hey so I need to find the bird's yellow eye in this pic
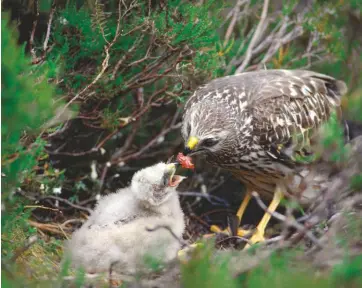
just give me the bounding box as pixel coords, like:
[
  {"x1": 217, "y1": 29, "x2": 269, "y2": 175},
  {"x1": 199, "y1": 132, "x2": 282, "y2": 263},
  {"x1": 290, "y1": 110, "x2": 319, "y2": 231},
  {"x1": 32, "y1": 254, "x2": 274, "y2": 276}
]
[{"x1": 186, "y1": 136, "x2": 199, "y2": 150}]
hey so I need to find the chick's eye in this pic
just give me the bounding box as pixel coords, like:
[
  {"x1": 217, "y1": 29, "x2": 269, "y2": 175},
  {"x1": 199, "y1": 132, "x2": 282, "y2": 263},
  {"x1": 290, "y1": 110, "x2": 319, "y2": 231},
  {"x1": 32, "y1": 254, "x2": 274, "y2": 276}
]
[{"x1": 202, "y1": 138, "x2": 218, "y2": 147}]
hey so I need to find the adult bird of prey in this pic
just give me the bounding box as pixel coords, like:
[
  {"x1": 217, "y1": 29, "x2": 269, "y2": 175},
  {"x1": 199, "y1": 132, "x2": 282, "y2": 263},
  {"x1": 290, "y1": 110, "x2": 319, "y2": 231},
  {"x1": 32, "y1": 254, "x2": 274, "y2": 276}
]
[{"x1": 179, "y1": 69, "x2": 347, "y2": 247}]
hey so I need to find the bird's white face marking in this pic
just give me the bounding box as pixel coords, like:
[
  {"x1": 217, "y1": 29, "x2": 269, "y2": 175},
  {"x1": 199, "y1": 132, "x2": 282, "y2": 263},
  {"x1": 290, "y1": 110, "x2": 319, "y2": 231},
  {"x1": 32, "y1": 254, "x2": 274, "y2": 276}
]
[
  {"x1": 182, "y1": 100, "x2": 252, "y2": 165},
  {"x1": 238, "y1": 98, "x2": 247, "y2": 109}
]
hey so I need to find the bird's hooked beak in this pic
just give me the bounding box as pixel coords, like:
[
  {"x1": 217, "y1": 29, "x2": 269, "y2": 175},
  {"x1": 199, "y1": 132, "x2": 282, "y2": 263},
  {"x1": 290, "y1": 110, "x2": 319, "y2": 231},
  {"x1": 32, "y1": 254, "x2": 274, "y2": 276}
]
[
  {"x1": 163, "y1": 163, "x2": 185, "y2": 187},
  {"x1": 183, "y1": 136, "x2": 199, "y2": 155}
]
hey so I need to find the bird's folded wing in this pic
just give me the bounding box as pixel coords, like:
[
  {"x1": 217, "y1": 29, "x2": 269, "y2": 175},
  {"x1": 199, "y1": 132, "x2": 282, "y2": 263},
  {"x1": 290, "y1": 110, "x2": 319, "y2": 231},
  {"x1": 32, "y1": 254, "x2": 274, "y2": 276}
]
[{"x1": 249, "y1": 72, "x2": 346, "y2": 164}]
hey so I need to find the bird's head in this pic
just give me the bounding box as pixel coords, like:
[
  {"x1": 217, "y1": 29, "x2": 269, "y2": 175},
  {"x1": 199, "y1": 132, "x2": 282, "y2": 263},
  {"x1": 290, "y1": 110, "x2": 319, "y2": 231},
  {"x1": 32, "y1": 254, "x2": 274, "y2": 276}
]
[
  {"x1": 131, "y1": 162, "x2": 186, "y2": 206},
  {"x1": 181, "y1": 101, "x2": 241, "y2": 162}
]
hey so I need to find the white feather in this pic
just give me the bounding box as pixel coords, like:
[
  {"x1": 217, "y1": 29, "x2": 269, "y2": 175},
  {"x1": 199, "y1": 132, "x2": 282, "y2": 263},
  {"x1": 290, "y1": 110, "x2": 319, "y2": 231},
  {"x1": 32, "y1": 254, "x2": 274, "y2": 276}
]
[{"x1": 64, "y1": 162, "x2": 185, "y2": 275}]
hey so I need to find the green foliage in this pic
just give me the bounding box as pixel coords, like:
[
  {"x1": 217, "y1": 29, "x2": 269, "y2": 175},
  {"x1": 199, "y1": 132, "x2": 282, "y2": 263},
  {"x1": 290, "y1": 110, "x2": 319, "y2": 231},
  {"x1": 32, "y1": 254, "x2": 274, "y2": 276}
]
[
  {"x1": 1, "y1": 199, "x2": 63, "y2": 287},
  {"x1": 246, "y1": 252, "x2": 331, "y2": 288},
  {"x1": 1, "y1": 11, "x2": 65, "y2": 288},
  {"x1": 332, "y1": 255, "x2": 362, "y2": 286},
  {"x1": 50, "y1": 0, "x2": 222, "y2": 99},
  {"x1": 1, "y1": 13, "x2": 58, "y2": 195},
  {"x1": 320, "y1": 112, "x2": 349, "y2": 163},
  {"x1": 181, "y1": 240, "x2": 238, "y2": 288},
  {"x1": 181, "y1": 243, "x2": 362, "y2": 288},
  {"x1": 1, "y1": 0, "x2": 362, "y2": 287}
]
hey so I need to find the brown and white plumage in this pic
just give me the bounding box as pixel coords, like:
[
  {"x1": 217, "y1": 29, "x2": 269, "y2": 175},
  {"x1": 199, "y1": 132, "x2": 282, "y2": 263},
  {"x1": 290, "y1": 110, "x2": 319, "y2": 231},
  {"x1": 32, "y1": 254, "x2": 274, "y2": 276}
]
[{"x1": 181, "y1": 69, "x2": 348, "y2": 202}]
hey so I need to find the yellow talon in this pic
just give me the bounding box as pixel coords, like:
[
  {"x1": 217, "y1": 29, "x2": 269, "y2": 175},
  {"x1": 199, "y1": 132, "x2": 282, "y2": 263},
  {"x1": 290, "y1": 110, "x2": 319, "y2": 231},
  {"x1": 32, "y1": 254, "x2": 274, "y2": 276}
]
[
  {"x1": 204, "y1": 190, "x2": 253, "y2": 239},
  {"x1": 244, "y1": 185, "x2": 284, "y2": 249}
]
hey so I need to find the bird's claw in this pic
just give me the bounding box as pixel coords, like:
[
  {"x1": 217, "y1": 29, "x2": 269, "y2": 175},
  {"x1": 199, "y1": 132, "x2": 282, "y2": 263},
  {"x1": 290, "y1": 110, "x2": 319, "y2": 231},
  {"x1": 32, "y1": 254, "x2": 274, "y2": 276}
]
[{"x1": 244, "y1": 228, "x2": 265, "y2": 249}]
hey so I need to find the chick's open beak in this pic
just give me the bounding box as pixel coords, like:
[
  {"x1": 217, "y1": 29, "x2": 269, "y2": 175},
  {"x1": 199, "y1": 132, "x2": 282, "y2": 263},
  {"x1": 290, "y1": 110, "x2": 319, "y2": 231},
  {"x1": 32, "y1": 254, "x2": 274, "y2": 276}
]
[
  {"x1": 183, "y1": 136, "x2": 199, "y2": 155},
  {"x1": 163, "y1": 163, "x2": 185, "y2": 187}
]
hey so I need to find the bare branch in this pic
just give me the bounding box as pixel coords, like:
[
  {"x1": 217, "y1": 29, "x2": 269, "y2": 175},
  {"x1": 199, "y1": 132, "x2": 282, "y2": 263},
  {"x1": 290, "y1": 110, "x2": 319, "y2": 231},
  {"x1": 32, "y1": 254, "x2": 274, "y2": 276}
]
[
  {"x1": 54, "y1": 0, "x2": 124, "y2": 120},
  {"x1": 43, "y1": 0, "x2": 56, "y2": 52},
  {"x1": 40, "y1": 195, "x2": 93, "y2": 214},
  {"x1": 111, "y1": 34, "x2": 145, "y2": 79},
  {"x1": 235, "y1": 0, "x2": 270, "y2": 73},
  {"x1": 224, "y1": 0, "x2": 247, "y2": 43},
  {"x1": 251, "y1": 192, "x2": 323, "y2": 248},
  {"x1": 178, "y1": 191, "x2": 230, "y2": 206},
  {"x1": 111, "y1": 121, "x2": 181, "y2": 164},
  {"x1": 29, "y1": 0, "x2": 40, "y2": 61}
]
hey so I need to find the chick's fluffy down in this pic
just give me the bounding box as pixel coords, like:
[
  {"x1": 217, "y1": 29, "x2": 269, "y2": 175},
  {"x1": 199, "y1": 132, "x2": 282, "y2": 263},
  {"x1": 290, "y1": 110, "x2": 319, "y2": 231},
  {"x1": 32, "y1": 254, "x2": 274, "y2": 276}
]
[{"x1": 63, "y1": 163, "x2": 185, "y2": 275}]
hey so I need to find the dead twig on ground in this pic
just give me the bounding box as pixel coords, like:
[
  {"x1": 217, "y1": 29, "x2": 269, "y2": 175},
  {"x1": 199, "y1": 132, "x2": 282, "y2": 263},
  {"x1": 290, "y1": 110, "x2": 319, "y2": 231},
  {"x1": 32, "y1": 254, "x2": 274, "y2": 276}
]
[
  {"x1": 24, "y1": 205, "x2": 62, "y2": 213},
  {"x1": 146, "y1": 225, "x2": 187, "y2": 246},
  {"x1": 28, "y1": 220, "x2": 71, "y2": 238},
  {"x1": 40, "y1": 195, "x2": 93, "y2": 214},
  {"x1": 10, "y1": 235, "x2": 39, "y2": 262},
  {"x1": 251, "y1": 192, "x2": 323, "y2": 248}
]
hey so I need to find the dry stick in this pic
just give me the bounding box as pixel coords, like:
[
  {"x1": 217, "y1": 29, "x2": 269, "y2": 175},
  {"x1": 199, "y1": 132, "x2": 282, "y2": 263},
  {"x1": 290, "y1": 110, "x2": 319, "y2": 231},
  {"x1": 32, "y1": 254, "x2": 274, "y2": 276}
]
[
  {"x1": 43, "y1": 0, "x2": 56, "y2": 52},
  {"x1": 259, "y1": 26, "x2": 304, "y2": 68},
  {"x1": 48, "y1": 86, "x2": 168, "y2": 159},
  {"x1": 28, "y1": 220, "x2": 70, "y2": 237},
  {"x1": 225, "y1": 12, "x2": 283, "y2": 74},
  {"x1": 60, "y1": 218, "x2": 84, "y2": 228},
  {"x1": 58, "y1": 224, "x2": 70, "y2": 240},
  {"x1": 111, "y1": 34, "x2": 145, "y2": 79},
  {"x1": 178, "y1": 192, "x2": 230, "y2": 207},
  {"x1": 24, "y1": 205, "x2": 61, "y2": 213},
  {"x1": 40, "y1": 195, "x2": 93, "y2": 214},
  {"x1": 235, "y1": 0, "x2": 270, "y2": 74},
  {"x1": 98, "y1": 86, "x2": 144, "y2": 192},
  {"x1": 112, "y1": 122, "x2": 182, "y2": 163},
  {"x1": 251, "y1": 192, "x2": 323, "y2": 248},
  {"x1": 146, "y1": 225, "x2": 187, "y2": 246},
  {"x1": 111, "y1": 105, "x2": 181, "y2": 163},
  {"x1": 10, "y1": 236, "x2": 38, "y2": 262},
  {"x1": 29, "y1": 0, "x2": 39, "y2": 61},
  {"x1": 224, "y1": 0, "x2": 247, "y2": 43},
  {"x1": 109, "y1": 87, "x2": 148, "y2": 160}
]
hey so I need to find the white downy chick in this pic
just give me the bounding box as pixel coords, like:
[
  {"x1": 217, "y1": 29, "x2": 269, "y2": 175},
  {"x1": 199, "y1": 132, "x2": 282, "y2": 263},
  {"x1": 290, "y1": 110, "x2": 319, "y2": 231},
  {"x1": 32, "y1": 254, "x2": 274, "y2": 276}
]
[{"x1": 64, "y1": 162, "x2": 186, "y2": 275}]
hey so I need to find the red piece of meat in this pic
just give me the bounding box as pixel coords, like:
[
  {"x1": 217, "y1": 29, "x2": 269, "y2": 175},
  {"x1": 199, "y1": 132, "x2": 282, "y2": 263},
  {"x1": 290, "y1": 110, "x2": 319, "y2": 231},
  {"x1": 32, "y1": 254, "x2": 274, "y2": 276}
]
[{"x1": 177, "y1": 152, "x2": 195, "y2": 169}]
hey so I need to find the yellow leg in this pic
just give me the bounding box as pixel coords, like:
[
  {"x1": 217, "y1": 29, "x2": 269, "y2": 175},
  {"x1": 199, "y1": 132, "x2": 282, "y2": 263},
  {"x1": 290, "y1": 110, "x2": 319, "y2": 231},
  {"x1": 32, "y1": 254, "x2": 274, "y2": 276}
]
[
  {"x1": 244, "y1": 186, "x2": 284, "y2": 249},
  {"x1": 236, "y1": 191, "x2": 251, "y2": 222},
  {"x1": 206, "y1": 190, "x2": 252, "y2": 238}
]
